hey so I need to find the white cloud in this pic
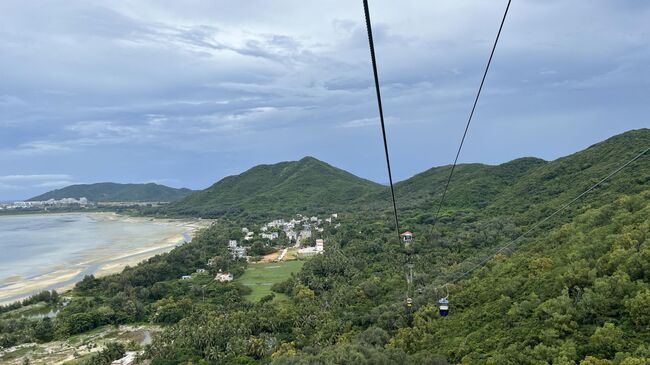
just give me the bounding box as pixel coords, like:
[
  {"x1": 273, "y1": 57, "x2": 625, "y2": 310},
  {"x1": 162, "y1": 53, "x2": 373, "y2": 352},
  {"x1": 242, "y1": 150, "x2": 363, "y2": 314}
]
[{"x1": 0, "y1": 174, "x2": 73, "y2": 183}]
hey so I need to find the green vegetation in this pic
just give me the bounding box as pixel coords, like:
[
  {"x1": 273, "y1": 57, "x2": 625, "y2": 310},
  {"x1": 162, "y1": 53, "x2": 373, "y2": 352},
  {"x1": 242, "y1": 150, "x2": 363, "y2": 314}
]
[
  {"x1": 29, "y1": 182, "x2": 194, "y2": 202},
  {"x1": 2, "y1": 129, "x2": 649, "y2": 364},
  {"x1": 159, "y1": 156, "x2": 385, "y2": 219},
  {"x1": 238, "y1": 261, "x2": 305, "y2": 302}
]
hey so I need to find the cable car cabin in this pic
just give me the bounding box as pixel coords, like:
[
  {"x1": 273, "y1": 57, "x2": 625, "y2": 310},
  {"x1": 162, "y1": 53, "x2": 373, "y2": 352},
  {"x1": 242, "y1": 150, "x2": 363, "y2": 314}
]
[
  {"x1": 406, "y1": 297, "x2": 413, "y2": 308},
  {"x1": 438, "y1": 298, "x2": 449, "y2": 317}
]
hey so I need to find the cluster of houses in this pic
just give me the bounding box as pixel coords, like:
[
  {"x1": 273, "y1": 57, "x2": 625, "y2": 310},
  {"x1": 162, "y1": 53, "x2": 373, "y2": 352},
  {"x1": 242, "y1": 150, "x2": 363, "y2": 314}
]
[
  {"x1": 241, "y1": 213, "x2": 339, "y2": 245},
  {"x1": 179, "y1": 213, "x2": 340, "y2": 284},
  {"x1": 0, "y1": 197, "x2": 89, "y2": 210}
]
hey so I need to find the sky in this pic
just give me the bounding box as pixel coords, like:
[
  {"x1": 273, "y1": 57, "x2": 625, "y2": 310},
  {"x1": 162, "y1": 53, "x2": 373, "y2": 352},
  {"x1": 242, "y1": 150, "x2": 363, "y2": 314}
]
[{"x1": 1, "y1": 0, "x2": 649, "y2": 200}]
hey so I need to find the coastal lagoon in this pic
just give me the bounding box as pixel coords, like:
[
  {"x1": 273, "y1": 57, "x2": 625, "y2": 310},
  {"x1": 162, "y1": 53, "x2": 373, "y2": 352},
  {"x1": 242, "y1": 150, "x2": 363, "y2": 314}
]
[{"x1": 0, "y1": 213, "x2": 202, "y2": 304}]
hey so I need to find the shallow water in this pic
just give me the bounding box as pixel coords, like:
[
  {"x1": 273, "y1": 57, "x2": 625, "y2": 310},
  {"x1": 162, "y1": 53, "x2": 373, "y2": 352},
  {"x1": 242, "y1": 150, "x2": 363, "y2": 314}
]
[{"x1": 0, "y1": 213, "x2": 189, "y2": 300}]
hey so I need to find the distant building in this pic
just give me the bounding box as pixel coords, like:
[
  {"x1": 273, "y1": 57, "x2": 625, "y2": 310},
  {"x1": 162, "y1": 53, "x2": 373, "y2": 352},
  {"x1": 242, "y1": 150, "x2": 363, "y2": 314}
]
[
  {"x1": 111, "y1": 351, "x2": 139, "y2": 365},
  {"x1": 181, "y1": 275, "x2": 192, "y2": 280},
  {"x1": 286, "y1": 230, "x2": 298, "y2": 241},
  {"x1": 242, "y1": 227, "x2": 249, "y2": 233},
  {"x1": 298, "y1": 229, "x2": 312, "y2": 243},
  {"x1": 261, "y1": 232, "x2": 278, "y2": 240},
  {"x1": 215, "y1": 271, "x2": 234, "y2": 282},
  {"x1": 310, "y1": 216, "x2": 318, "y2": 222},
  {"x1": 331, "y1": 213, "x2": 338, "y2": 219},
  {"x1": 315, "y1": 239, "x2": 324, "y2": 253},
  {"x1": 228, "y1": 240, "x2": 238, "y2": 249},
  {"x1": 196, "y1": 269, "x2": 206, "y2": 273},
  {"x1": 232, "y1": 246, "x2": 247, "y2": 259},
  {"x1": 298, "y1": 247, "x2": 318, "y2": 256}
]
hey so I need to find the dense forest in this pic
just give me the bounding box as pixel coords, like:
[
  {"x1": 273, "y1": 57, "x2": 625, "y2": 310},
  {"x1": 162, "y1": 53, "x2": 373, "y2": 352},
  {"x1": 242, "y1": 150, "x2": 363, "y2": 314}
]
[{"x1": 1, "y1": 129, "x2": 649, "y2": 364}]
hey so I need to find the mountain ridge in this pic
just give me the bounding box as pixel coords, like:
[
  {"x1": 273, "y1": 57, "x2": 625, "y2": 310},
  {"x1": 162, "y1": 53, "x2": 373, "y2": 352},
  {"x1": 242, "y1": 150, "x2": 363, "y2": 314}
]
[
  {"x1": 28, "y1": 182, "x2": 194, "y2": 202},
  {"x1": 162, "y1": 129, "x2": 649, "y2": 220}
]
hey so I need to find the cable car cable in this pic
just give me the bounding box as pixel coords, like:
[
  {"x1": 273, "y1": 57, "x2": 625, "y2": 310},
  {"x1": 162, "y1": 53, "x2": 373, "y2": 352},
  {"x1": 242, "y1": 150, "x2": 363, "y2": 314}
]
[
  {"x1": 445, "y1": 145, "x2": 650, "y2": 285},
  {"x1": 363, "y1": 0, "x2": 401, "y2": 245},
  {"x1": 363, "y1": 0, "x2": 417, "y2": 310},
  {"x1": 431, "y1": 0, "x2": 512, "y2": 231}
]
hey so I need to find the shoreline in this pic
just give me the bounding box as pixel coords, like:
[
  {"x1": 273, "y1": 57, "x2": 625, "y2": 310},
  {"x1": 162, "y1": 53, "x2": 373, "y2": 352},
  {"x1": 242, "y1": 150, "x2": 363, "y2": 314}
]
[{"x1": 0, "y1": 213, "x2": 211, "y2": 305}]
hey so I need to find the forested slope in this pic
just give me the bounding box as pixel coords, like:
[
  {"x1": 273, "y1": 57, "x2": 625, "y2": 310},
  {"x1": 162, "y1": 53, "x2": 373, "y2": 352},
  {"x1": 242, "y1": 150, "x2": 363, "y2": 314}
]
[
  {"x1": 161, "y1": 156, "x2": 384, "y2": 218},
  {"x1": 2, "y1": 129, "x2": 649, "y2": 364},
  {"x1": 29, "y1": 182, "x2": 194, "y2": 202}
]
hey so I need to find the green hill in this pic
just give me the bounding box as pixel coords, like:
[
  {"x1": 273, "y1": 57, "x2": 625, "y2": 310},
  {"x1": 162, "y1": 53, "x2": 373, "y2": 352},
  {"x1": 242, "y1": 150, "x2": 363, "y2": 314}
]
[
  {"x1": 4, "y1": 129, "x2": 650, "y2": 364},
  {"x1": 163, "y1": 156, "x2": 385, "y2": 218},
  {"x1": 28, "y1": 182, "x2": 194, "y2": 202}
]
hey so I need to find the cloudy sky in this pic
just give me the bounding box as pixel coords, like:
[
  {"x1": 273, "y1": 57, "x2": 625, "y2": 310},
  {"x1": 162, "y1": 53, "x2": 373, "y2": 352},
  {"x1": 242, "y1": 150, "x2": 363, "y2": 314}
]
[{"x1": 1, "y1": 0, "x2": 648, "y2": 200}]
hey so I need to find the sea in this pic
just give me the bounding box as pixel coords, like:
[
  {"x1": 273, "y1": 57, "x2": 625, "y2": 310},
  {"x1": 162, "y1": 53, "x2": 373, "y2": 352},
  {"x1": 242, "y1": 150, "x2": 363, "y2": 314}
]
[{"x1": 0, "y1": 213, "x2": 190, "y2": 303}]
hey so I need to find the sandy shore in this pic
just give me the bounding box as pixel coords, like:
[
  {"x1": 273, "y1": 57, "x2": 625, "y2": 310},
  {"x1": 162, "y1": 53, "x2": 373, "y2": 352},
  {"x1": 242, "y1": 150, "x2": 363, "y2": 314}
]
[{"x1": 0, "y1": 214, "x2": 212, "y2": 305}]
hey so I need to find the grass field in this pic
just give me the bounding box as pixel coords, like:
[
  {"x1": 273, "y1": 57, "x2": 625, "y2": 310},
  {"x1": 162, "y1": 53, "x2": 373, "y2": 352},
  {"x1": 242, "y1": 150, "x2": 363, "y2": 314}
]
[{"x1": 237, "y1": 260, "x2": 304, "y2": 302}]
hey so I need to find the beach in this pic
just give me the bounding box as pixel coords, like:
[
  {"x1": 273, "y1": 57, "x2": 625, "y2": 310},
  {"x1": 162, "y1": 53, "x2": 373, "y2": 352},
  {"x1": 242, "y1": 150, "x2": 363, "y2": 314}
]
[{"x1": 0, "y1": 213, "x2": 210, "y2": 304}]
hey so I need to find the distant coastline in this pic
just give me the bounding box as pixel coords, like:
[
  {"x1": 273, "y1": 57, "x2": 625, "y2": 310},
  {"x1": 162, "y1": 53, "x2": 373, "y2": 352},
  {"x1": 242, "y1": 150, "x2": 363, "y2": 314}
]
[{"x1": 0, "y1": 212, "x2": 211, "y2": 305}]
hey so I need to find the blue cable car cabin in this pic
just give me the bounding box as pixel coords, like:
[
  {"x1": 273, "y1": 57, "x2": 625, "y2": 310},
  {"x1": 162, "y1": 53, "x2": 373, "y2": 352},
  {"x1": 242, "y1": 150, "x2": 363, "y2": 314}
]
[{"x1": 438, "y1": 298, "x2": 449, "y2": 317}]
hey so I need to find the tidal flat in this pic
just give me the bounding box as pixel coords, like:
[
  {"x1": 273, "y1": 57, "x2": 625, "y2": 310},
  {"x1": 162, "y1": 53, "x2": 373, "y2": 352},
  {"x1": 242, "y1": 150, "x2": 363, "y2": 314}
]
[{"x1": 0, "y1": 212, "x2": 209, "y2": 304}]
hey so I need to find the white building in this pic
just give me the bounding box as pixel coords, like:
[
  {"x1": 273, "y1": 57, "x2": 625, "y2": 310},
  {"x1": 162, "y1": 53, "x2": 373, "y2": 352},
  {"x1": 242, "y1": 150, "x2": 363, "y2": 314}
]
[
  {"x1": 299, "y1": 229, "x2": 312, "y2": 240},
  {"x1": 286, "y1": 230, "x2": 298, "y2": 241},
  {"x1": 215, "y1": 271, "x2": 234, "y2": 282},
  {"x1": 111, "y1": 351, "x2": 139, "y2": 365},
  {"x1": 181, "y1": 275, "x2": 192, "y2": 280},
  {"x1": 228, "y1": 240, "x2": 238, "y2": 249},
  {"x1": 196, "y1": 269, "x2": 206, "y2": 273},
  {"x1": 232, "y1": 246, "x2": 247, "y2": 259},
  {"x1": 261, "y1": 232, "x2": 278, "y2": 240}
]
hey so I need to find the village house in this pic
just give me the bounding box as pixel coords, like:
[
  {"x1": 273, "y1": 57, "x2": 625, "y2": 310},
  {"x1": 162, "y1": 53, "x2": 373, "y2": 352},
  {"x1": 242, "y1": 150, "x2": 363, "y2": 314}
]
[
  {"x1": 111, "y1": 351, "x2": 140, "y2": 365},
  {"x1": 181, "y1": 275, "x2": 192, "y2": 280},
  {"x1": 286, "y1": 230, "x2": 298, "y2": 241},
  {"x1": 215, "y1": 271, "x2": 234, "y2": 282},
  {"x1": 232, "y1": 246, "x2": 247, "y2": 259},
  {"x1": 242, "y1": 227, "x2": 249, "y2": 233},
  {"x1": 298, "y1": 229, "x2": 312, "y2": 243},
  {"x1": 196, "y1": 269, "x2": 206, "y2": 274},
  {"x1": 261, "y1": 232, "x2": 279, "y2": 240},
  {"x1": 228, "y1": 240, "x2": 238, "y2": 249},
  {"x1": 298, "y1": 239, "x2": 324, "y2": 256}
]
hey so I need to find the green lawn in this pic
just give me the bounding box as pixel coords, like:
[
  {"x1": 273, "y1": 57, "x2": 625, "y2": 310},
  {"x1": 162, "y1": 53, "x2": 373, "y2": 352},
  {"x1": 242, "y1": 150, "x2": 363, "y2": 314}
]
[{"x1": 237, "y1": 260, "x2": 304, "y2": 302}]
